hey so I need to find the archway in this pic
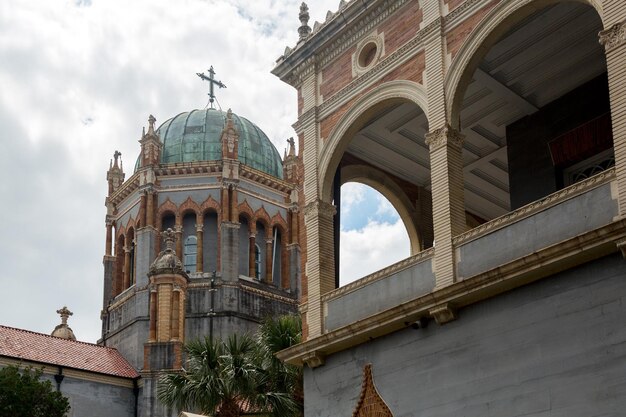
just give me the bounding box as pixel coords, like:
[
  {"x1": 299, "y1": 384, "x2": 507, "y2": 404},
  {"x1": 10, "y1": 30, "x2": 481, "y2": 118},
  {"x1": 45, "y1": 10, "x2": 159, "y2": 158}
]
[
  {"x1": 320, "y1": 87, "x2": 432, "y2": 288},
  {"x1": 448, "y1": 1, "x2": 611, "y2": 226}
]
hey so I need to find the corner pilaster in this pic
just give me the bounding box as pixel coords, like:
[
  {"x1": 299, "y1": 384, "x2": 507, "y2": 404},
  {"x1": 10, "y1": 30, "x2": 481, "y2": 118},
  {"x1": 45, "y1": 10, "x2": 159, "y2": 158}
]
[{"x1": 303, "y1": 199, "x2": 336, "y2": 338}]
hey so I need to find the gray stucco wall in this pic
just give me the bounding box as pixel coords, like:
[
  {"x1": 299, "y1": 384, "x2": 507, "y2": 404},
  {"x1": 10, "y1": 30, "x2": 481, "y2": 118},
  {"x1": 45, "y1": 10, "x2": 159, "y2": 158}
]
[
  {"x1": 325, "y1": 257, "x2": 435, "y2": 331},
  {"x1": 305, "y1": 254, "x2": 626, "y2": 417},
  {"x1": 43, "y1": 374, "x2": 136, "y2": 417},
  {"x1": 457, "y1": 182, "x2": 617, "y2": 279}
]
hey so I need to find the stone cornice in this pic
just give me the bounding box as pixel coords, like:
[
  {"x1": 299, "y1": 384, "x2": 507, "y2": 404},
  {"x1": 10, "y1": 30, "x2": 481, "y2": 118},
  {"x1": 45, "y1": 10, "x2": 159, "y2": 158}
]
[
  {"x1": 442, "y1": 0, "x2": 485, "y2": 32},
  {"x1": 277, "y1": 219, "x2": 626, "y2": 366},
  {"x1": 155, "y1": 161, "x2": 222, "y2": 176},
  {"x1": 322, "y1": 248, "x2": 434, "y2": 302},
  {"x1": 454, "y1": 168, "x2": 616, "y2": 245},
  {"x1": 239, "y1": 165, "x2": 293, "y2": 193},
  {"x1": 599, "y1": 21, "x2": 626, "y2": 52},
  {"x1": 109, "y1": 172, "x2": 140, "y2": 206},
  {"x1": 273, "y1": 0, "x2": 409, "y2": 86}
]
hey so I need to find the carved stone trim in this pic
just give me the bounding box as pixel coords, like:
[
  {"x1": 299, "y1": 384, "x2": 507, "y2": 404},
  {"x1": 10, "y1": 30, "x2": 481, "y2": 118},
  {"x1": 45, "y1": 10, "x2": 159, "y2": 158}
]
[
  {"x1": 429, "y1": 303, "x2": 458, "y2": 325},
  {"x1": 453, "y1": 168, "x2": 616, "y2": 246},
  {"x1": 352, "y1": 364, "x2": 393, "y2": 417},
  {"x1": 302, "y1": 351, "x2": 325, "y2": 368},
  {"x1": 303, "y1": 199, "x2": 336, "y2": 220},
  {"x1": 424, "y1": 125, "x2": 464, "y2": 152},
  {"x1": 352, "y1": 31, "x2": 385, "y2": 76},
  {"x1": 443, "y1": 0, "x2": 485, "y2": 31},
  {"x1": 323, "y1": 248, "x2": 434, "y2": 302},
  {"x1": 599, "y1": 21, "x2": 626, "y2": 51}
]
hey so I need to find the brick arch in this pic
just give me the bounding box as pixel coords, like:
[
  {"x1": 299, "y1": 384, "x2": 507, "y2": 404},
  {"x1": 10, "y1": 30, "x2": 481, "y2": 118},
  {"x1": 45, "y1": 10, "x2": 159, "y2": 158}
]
[
  {"x1": 319, "y1": 80, "x2": 429, "y2": 202},
  {"x1": 445, "y1": 0, "x2": 604, "y2": 128},
  {"x1": 254, "y1": 207, "x2": 272, "y2": 237},
  {"x1": 156, "y1": 198, "x2": 178, "y2": 230},
  {"x1": 116, "y1": 225, "x2": 127, "y2": 240},
  {"x1": 200, "y1": 195, "x2": 221, "y2": 217},
  {"x1": 125, "y1": 217, "x2": 137, "y2": 237},
  {"x1": 179, "y1": 196, "x2": 201, "y2": 220},
  {"x1": 270, "y1": 212, "x2": 288, "y2": 234},
  {"x1": 238, "y1": 200, "x2": 254, "y2": 223}
]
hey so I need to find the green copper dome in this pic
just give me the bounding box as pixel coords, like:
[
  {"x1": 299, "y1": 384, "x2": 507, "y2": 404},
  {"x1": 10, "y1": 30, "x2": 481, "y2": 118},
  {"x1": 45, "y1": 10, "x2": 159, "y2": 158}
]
[{"x1": 140, "y1": 109, "x2": 283, "y2": 178}]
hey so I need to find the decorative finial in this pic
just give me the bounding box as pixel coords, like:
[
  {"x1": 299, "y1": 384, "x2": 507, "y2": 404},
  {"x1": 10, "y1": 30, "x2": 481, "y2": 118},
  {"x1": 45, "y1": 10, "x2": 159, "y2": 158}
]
[
  {"x1": 113, "y1": 150, "x2": 122, "y2": 168},
  {"x1": 299, "y1": 3, "x2": 312, "y2": 40},
  {"x1": 56, "y1": 306, "x2": 73, "y2": 326},
  {"x1": 197, "y1": 66, "x2": 226, "y2": 109},
  {"x1": 287, "y1": 137, "x2": 296, "y2": 157},
  {"x1": 162, "y1": 228, "x2": 176, "y2": 251},
  {"x1": 148, "y1": 115, "x2": 156, "y2": 135}
]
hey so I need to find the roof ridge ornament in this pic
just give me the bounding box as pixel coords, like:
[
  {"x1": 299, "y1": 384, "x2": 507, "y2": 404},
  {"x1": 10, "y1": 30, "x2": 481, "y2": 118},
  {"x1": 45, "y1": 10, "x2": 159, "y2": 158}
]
[
  {"x1": 197, "y1": 66, "x2": 226, "y2": 109},
  {"x1": 298, "y1": 3, "x2": 312, "y2": 41}
]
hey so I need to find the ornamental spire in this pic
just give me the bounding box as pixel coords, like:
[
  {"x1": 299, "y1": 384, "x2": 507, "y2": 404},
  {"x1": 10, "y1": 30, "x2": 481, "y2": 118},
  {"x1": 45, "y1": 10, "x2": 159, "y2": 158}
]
[
  {"x1": 298, "y1": 3, "x2": 312, "y2": 40},
  {"x1": 197, "y1": 66, "x2": 226, "y2": 109}
]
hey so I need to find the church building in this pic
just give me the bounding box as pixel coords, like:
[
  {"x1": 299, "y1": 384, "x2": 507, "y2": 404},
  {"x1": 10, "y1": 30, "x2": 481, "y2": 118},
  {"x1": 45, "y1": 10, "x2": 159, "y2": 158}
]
[
  {"x1": 272, "y1": 0, "x2": 626, "y2": 416},
  {"x1": 100, "y1": 88, "x2": 300, "y2": 415}
]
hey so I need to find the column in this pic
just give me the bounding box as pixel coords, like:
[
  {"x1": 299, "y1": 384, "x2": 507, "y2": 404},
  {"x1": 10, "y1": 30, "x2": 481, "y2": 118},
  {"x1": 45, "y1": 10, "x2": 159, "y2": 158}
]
[
  {"x1": 249, "y1": 233, "x2": 256, "y2": 278},
  {"x1": 123, "y1": 247, "x2": 131, "y2": 290},
  {"x1": 175, "y1": 224, "x2": 183, "y2": 259},
  {"x1": 146, "y1": 190, "x2": 155, "y2": 227},
  {"x1": 423, "y1": 5, "x2": 466, "y2": 290},
  {"x1": 265, "y1": 237, "x2": 273, "y2": 284},
  {"x1": 196, "y1": 224, "x2": 204, "y2": 273},
  {"x1": 149, "y1": 287, "x2": 157, "y2": 341},
  {"x1": 426, "y1": 126, "x2": 465, "y2": 289},
  {"x1": 171, "y1": 288, "x2": 180, "y2": 340},
  {"x1": 600, "y1": 17, "x2": 626, "y2": 214},
  {"x1": 303, "y1": 200, "x2": 336, "y2": 337},
  {"x1": 105, "y1": 221, "x2": 113, "y2": 256},
  {"x1": 230, "y1": 186, "x2": 239, "y2": 222}
]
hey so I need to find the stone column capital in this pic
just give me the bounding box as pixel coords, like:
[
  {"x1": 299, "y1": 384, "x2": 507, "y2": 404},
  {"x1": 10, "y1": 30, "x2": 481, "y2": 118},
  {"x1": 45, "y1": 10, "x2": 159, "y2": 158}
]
[
  {"x1": 599, "y1": 21, "x2": 626, "y2": 52},
  {"x1": 303, "y1": 199, "x2": 336, "y2": 221},
  {"x1": 174, "y1": 225, "x2": 183, "y2": 234},
  {"x1": 196, "y1": 224, "x2": 204, "y2": 233},
  {"x1": 425, "y1": 125, "x2": 464, "y2": 152}
]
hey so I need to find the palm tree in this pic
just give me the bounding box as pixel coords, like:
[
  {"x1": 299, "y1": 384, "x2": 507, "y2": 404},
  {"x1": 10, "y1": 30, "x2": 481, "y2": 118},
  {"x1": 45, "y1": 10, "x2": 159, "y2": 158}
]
[{"x1": 157, "y1": 315, "x2": 302, "y2": 417}]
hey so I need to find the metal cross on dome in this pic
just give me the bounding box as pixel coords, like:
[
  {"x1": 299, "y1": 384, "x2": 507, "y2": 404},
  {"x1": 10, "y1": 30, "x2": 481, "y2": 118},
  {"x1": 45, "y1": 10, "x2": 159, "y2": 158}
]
[{"x1": 197, "y1": 66, "x2": 226, "y2": 109}]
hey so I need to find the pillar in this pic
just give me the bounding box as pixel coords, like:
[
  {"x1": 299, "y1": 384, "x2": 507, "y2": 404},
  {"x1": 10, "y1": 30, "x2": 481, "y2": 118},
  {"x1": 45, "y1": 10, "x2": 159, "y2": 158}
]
[
  {"x1": 600, "y1": 16, "x2": 626, "y2": 214},
  {"x1": 230, "y1": 186, "x2": 239, "y2": 222},
  {"x1": 105, "y1": 221, "x2": 113, "y2": 256},
  {"x1": 249, "y1": 233, "x2": 256, "y2": 278},
  {"x1": 196, "y1": 224, "x2": 204, "y2": 273},
  {"x1": 149, "y1": 287, "x2": 157, "y2": 341},
  {"x1": 265, "y1": 237, "x2": 273, "y2": 284},
  {"x1": 123, "y1": 247, "x2": 131, "y2": 290},
  {"x1": 171, "y1": 288, "x2": 180, "y2": 340},
  {"x1": 175, "y1": 225, "x2": 183, "y2": 259},
  {"x1": 146, "y1": 190, "x2": 155, "y2": 227},
  {"x1": 426, "y1": 127, "x2": 465, "y2": 288},
  {"x1": 303, "y1": 200, "x2": 336, "y2": 337},
  {"x1": 422, "y1": 4, "x2": 465, "y2": 290}
]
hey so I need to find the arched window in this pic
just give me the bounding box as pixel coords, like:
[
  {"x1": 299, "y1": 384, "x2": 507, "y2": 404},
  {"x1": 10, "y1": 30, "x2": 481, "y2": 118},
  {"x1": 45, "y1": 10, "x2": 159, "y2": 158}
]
[
  {"x1": 184, "y1": 235, "x2": 197, "y2": 273},
  {"x1": 254, "y1": 244, "x2": 261, "y2": 280}
]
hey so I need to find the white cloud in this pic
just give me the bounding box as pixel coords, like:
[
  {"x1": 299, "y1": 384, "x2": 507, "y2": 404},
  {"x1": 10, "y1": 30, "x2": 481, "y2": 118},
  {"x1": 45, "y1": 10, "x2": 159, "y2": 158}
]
[
  {"x1": 339, "y1": 219, "x2": 410, "y2": 286},
  {"x1": 340, "y1": 182, "x2": 366, "y2": 215},
  {"x1": 0, "y1": 0, "x2": 338, "y2": 343}
]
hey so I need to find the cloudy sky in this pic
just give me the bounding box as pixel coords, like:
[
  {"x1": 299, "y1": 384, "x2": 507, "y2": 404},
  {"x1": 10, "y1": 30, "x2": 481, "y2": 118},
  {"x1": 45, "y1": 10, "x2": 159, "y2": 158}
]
[{"x1": 0, "y1": 0, "x2": 409, "y2": 343}]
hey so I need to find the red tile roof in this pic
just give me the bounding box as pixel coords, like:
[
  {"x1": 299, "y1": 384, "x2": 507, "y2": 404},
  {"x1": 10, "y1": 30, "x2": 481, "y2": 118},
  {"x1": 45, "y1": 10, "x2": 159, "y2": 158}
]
[{"x1": 0, "y1": 325, "x2": 139, "y2": 379}]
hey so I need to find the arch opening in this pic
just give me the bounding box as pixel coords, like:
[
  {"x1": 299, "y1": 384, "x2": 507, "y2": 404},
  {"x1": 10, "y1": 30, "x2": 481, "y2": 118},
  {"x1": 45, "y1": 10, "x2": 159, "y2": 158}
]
[
  {"x1": 323, "y1": 97, "x2": 433, "y2": 289},
  {"x1": 452, "y1": 2, "x2": 612, "y2": 229}
]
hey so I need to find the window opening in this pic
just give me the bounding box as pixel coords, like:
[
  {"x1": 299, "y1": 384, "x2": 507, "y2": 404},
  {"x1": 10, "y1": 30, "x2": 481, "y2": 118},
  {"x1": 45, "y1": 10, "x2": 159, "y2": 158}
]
[{"x1": 184, "y1": 235, "x2": 198, "y2": 273}]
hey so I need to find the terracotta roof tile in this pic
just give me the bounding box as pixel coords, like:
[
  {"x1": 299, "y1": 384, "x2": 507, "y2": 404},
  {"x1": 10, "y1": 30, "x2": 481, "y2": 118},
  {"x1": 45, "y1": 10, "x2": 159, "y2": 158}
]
[{"x1": 0, "y1": 325, "x2": 139, "y2": 379}]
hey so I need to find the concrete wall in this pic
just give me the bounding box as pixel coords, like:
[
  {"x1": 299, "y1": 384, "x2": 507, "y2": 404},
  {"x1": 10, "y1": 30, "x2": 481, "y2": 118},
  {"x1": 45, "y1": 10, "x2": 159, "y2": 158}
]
[
  {"x1": 325, "y1": 258, "x2": 434, "y2": 331},
  {"x1": 457, "y1": 182, "x2": 617, "y2": 279},
  {"x1": 305, "y1": 253, "x2": 626, "y2": 417}
]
